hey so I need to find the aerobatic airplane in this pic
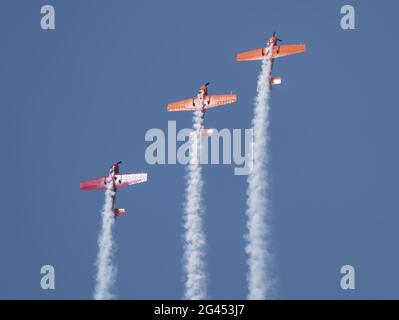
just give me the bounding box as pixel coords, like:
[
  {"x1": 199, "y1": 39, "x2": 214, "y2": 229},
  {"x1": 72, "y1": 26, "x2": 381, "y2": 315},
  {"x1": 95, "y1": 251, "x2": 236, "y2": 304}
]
[
  {"x1": 236, "y1": 32, "x2": 306, "y2": 86},
  {"x1": 80, "y1": 161, "x2": 148, "y2": 218},
  {"x1": 167, "y1": 82, "x2": 237, "y2": 136}
]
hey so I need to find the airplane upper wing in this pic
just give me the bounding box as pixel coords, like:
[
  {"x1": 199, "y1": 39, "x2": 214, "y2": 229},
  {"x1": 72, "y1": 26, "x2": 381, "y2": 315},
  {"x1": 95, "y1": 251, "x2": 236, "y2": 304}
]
[
  {"x1": 113, "y1": 173, "x2": 148, "y2": 188},
  {"x1": 167, "y1": 98, "x2": 197, "y2": 112},
  {"x1": 236, "y1": 48, "x2": 265, "y2": 61},
  {"x1": 236, "y1": 44, "x2": 306, "y2": 61},
  {"x1": 205, "y1": 94, "x2": 237, "y2": 109},
  {"x1": 167, "y1": 94, "x2": 237, "y2": 112},
  {"x1": 80, "y1": 173, "x2": 148, "y2": 190},
  {"x1": 272, "y1": 44, "x2": 306, "y2": 59},
  {"x1": 80, "y1": 177, "x2": 107, "y2": 190}
]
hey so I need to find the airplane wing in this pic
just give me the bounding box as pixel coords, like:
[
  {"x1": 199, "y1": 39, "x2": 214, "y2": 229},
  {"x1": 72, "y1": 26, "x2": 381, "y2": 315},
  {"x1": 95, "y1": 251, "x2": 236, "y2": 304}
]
[
  {"x1": 167, "y1": 98, "x2": 197, "y2": 112},
  {"x1": 272, "y1": 44, "x2": 306, "y2": 59},
  {"x1": 236, "y1": 48, "x2": 265, "y2": 61},
  {"x1": 113, "y1": 173, "x2": 148, "y2": 188},
  {"x1": 236, "y1": 44, "x2": 306, "y2": 61},
  {"x1": 80, "y1": 177, "x2": 107, "y2": 190},
  {"x1": 167, "y1": 94, "x2": 237, "y2": 112},
  {"x1": 205, "y1": 94, "x2": 237, "y2": 109},
  {"x1": 80, "y1": 173, "x2": 148, "y2": 190}
]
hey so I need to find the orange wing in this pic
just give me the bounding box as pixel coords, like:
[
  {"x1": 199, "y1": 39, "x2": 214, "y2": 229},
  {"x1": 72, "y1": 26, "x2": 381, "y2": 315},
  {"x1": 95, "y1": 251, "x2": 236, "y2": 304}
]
[
  {"x1": 236, "y1": 48, "x2": 265, "y2": 61},
  {"x1": 236, "y1": 44, "x2": 306, "y2": 61},
  {"x1": 205, "y1": 94, "x2": 237, "y2": 109},
  {"x1": 167, "y1": 94, "x2": 237, "y2": 112},
  {"x1": 272, "y1": 44, "x2": 306, "y2": 59},
  {"x1": 167, "y1": 98, "x2": 197, "y2": 112}
]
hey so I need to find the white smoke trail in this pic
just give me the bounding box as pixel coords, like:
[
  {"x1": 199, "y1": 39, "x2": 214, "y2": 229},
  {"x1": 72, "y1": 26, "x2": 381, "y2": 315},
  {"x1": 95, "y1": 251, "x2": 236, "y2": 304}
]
[
  {"x1": 94, "y1": 176, "x2": 117, "y2": 300},
  {"x1": 182, "y1": 105, "x2": 208, "y2": 300},
  {"x1": 245, "y1": 45, "x2": 273, "y2": 300}
]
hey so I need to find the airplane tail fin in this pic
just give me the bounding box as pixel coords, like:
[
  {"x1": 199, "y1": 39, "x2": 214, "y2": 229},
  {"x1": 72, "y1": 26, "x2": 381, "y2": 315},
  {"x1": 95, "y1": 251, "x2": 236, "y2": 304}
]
[
  {"x1": 271, "y1": 77, "x2": 282, "y2": 86},
  {"x1": 114, "y1": 208, "x2": 125, "y2": 218}
]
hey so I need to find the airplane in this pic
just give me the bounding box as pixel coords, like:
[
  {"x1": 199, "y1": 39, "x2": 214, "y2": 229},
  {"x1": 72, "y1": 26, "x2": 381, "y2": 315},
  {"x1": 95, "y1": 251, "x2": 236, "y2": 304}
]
[
  {"x1": 167, "y1": 82, "x2": 237, "y2": 136},
  {"x1": 236, "y1": 31, "x2": 306, "y2": 86},
  {"x1": 80, "y1": 161, "x2": 148, "y2": 218}
]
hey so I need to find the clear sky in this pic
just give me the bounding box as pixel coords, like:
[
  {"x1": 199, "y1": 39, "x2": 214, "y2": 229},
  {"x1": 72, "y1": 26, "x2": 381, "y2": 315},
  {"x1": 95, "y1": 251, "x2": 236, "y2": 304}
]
[{"x1": 0, "y1": 0, "x2": 398, "y2": 299}]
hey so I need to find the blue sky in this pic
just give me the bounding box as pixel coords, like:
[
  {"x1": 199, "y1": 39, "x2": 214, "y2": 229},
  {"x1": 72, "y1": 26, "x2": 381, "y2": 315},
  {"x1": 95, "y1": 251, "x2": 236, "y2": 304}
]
[{"x1": 0, "y1": 0, "x2": 398, "y2": 299}]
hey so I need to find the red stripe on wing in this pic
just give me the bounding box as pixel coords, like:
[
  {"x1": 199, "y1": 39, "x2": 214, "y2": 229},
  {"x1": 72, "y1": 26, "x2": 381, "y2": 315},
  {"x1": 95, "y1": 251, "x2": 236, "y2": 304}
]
[{"x1": 80, "y1": 177, "x2": 107, "y2": 190}]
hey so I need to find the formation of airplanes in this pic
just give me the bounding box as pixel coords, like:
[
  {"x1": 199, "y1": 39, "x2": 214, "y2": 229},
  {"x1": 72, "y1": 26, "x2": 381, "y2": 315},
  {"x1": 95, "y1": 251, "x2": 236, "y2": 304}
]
[{"x1": 80, "y1": 32, "x2": 306, "y2": 218}]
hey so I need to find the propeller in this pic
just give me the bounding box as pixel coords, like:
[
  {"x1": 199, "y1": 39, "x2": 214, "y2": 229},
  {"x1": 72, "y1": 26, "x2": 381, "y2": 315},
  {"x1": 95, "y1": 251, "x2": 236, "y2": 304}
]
[
  {"x1": 117, "y1": 161, "x2": 122, "y2": 165},
  {"x1": 272, "y1": 31, "x2": 282, "y2": 43},
  {"x1": 204, "y1": 82, "x2": 210, "y2": 87}
]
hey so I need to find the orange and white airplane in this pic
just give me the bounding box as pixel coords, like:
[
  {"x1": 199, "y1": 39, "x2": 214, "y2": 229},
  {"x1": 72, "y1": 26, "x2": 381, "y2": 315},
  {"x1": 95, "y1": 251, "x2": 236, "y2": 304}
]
[
  {"x1": 236, "y1": 32, "x2": 306, "y2": 86},
  {"x1": 167, "y1": 82, "x2": 237, "y2": 136}
]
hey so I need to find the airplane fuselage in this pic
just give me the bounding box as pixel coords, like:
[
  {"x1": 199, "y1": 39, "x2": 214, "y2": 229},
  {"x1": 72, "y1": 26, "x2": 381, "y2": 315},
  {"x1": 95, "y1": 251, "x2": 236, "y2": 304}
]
[
  {"x1": 196, "y1": 85, "x2": 211, "y2": 127},
  {"x1": 108, "y1": 162, "x2": 124, "y2": 218}
]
